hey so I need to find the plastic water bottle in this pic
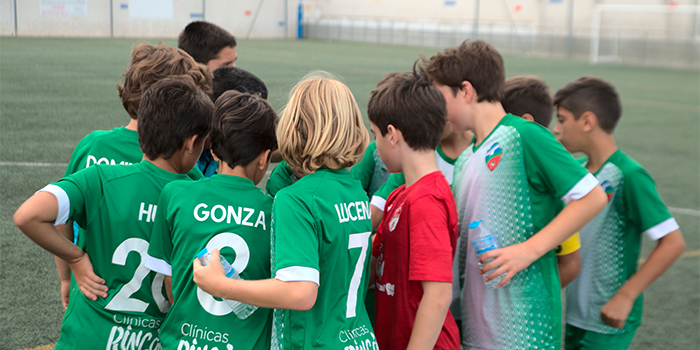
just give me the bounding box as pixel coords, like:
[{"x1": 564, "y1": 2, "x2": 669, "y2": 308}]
[
  {"x1": 196, "y1": 248, "x2": 258, "y2": 319},
  {"x1": 470, "y1": 220, "x2": 508, "y2": 288}
]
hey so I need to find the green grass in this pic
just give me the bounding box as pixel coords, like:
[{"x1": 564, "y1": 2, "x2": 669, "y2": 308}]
[{"x1": 1, "y1": 37, "x2": 698, "y2": 349}]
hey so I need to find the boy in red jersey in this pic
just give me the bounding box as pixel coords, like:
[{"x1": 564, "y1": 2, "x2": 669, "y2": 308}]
[{"x1": 369, "y1": 71, "x2": 460, "y2": 350}]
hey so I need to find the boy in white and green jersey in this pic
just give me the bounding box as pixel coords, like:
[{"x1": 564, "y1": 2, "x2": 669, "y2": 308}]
[
  {"x1": 14, "y1": 76, "x2": 214, "y2": 349},
  {"x1": 193, "y1": 74, "x2": 377, "y2": 350},
  {"x1": 553, "y1": 77, "x2": 685, "y2": 350},
  {"x1": 422, "y1": 40, "x2": 608, "y2": 349},
  {"x1": 146, "y1": 91, "x2": 277, "y2": 350}
]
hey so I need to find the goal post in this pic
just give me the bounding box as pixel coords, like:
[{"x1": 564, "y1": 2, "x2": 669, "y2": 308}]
[{"x1": 590, "y1": 4, "x2": 700, "y2": 64}]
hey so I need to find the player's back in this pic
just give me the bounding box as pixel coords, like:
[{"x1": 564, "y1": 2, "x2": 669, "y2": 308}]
[
  {"x1": 54, "y1": 161, "x2": 190, "y2": 349},
  {"x1": 272, "y1": 168, "x2": 377, "y2": 349},
  {"x1": 148, "y1": 175, "x2": 273, "y2": 350}
]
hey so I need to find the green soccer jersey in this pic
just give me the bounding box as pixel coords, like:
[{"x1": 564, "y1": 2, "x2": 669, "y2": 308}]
[
  {"x1": 42, "y1": 161, "x2": 191, "y2": 349},
  {"x1": 350, "y1": 141, "x2": 389, "y2": 198},
  {"x1": 146, "y1": 175, "x2": 273, "y2": 350},
  {"x1": 370, "y1": 145, "x2": 457, "y2": 210},
  {"x1": 271, "y1": 168, "x2": 377, "y2": 350},
  {"x1": 453, "y1": 114, "x2": 598, "y2": 350},
  {"x1": 566, "y1": 150, "x2": 678, "y2": 335},
  {"x1": 265, "y1": 160, "x2": 299, "y2": 198}
]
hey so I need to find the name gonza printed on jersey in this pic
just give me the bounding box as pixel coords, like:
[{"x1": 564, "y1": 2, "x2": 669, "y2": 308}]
[
  {"x1": 334, "y1": 201, "x2": 371, "y2": 223},
  {"x1": 194, "y1": 203, "x2": 266, "y2": 229}
]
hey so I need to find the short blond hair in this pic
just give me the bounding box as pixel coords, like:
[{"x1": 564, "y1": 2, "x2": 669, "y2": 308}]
[{"x1": 278, "y1": 72, "x2": 369, "y2": 175}]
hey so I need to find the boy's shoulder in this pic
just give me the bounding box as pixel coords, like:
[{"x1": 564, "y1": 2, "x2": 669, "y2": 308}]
[
  {"x1": 400, "y1": 171, "x2": 454, "y2": 207},
  {"x1": 501, "y1": 113, "x2": 553, "y2": 138},
  {"x1": 78, "y1": 127, "x2": 136, "y2": 146}
]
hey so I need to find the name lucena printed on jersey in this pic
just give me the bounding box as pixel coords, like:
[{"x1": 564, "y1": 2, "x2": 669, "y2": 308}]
[
  {"x1": 485, "y1": 142, "x2": 503, "y2": 171},
  {"x1": 86, "y1": 154, "x2": 134, "y2": 168},
  {"x1": 335, "y1": 201, "x2": 371, "y2": 223},
  {"x1": 106, "y1": 315, "x2": 162, "y2": 350},
  {"x1": 601, "y1": 180, "x2": 615, "y2": 202}
]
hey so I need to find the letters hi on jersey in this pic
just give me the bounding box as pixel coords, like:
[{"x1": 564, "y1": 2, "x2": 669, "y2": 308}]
[{"x1": 335, "y1": 201, "x2": 371, "y2": 223}]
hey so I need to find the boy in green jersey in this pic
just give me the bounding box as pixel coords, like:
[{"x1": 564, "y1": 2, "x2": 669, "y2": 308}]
[
  {"x1": 422, "y1": 40, "x2": 608, "y2": 350},
  {"x1": 145, "y1": 90, "x2": 277, "y2": 350},
  {"x1": 503, "y1": 75, "x2": 582, "y2": 288},
  {"x1": 553, "y1": 77, "x2": 686, "y2": 350},
  {"x1": 56, "y1": 43, "x2": 211, "y2": 308},
  {"x1": 14, "y1": 76, "x2": 214, "y2": 349},
  {"x1": 193, "y1": 73, "x2": 378, "y2": 350}
]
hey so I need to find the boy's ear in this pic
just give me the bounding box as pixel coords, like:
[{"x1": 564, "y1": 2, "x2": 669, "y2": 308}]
[
  {"x1": 210, "y1": 149, "x2": 221, "y2": 162},
  {"x1": 580, "y1": 111, "x2": 598, "y2": 132},
  {"x1": 257, "y1": 149, "x2": 272, "y2": 170},
  {"x1": 461, "y1": 81, "x2": 475, "y2": 103},
  {"x1": 386, "y1": 124, "x2": 401, "y2": 147},
  {"x1": 521, "y1": 113, "x2": 535, "y2": 123},
  {"x1": 183, "y1": 135, "x2": 200, "y2": 153}
]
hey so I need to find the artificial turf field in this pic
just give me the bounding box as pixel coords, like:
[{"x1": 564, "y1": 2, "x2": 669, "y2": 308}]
[{"x1": 1, "y1": 37, "x2": 698, "y2": 350}]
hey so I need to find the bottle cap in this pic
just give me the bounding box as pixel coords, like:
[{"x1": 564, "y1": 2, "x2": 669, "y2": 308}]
[
  {"x1": 196, "y1": 248, "x2": 208, "y2": 259},
  {"x1": 469, "y1": 220, "x2": 483, "y2": 229}
]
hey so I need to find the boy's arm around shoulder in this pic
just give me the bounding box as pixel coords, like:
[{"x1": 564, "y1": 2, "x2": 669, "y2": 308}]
[
  {"x1": 193, "y1": 249, "x2": 318, "y2": 310},
  {"x1": 14, "y1": 190, "x2": 108, "y2": 301}
]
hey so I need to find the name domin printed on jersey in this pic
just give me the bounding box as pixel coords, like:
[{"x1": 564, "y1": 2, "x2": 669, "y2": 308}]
[
  {"x1": 334, "y1": 201, "x2": 371, "y2": 224},
  {"x1": 85, "y1": 154, "x2": 134, "y2": 168}
]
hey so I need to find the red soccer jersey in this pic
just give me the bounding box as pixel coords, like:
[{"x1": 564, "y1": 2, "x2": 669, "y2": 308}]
[{"x1": 373, "y1": 171, "x2": 460, "y2": 350}]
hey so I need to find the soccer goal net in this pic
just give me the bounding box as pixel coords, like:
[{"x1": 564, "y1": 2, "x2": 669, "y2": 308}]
[{"x1": 590, "y1": 4, "x2": 700, "y2": 66}]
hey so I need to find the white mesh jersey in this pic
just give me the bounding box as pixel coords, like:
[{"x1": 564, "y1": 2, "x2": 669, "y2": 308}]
[
  {"x1": 453, "y1": 114, "x2": 598, "y2": 350},
  {"x1": 566, "y1": 150, "x2": 678, "y2": 334}
]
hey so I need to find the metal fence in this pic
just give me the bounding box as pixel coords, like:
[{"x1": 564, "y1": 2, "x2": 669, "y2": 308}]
[{"x1": 304, "y1": 18, "x2": 700, "y2": 69}]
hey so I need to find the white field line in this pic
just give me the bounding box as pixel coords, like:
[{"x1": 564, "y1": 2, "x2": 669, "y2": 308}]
[
  {"x1": 669, "y1": 207, "x2": 700, "y2": 217},
  {"x1": 0, "y1": 161, "x2": 68, "y2": 167}
]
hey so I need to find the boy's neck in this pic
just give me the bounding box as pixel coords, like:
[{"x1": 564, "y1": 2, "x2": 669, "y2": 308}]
[
  {"x1": 401, "y1": 149, "x2": 439, "y2": 188},
  {"x1": 144, "y1": 157, "x2": 183, "y2": 174},
  {"x1": 219, "y1": 163, "x2": 255, "y2": 182},
  {"x1": 125, "y1": 118, "x2": 138, "y2": 131},
  {"x1": 439, "y1": 131, "x2": 473, "y2": 159},
  {"x1": 582, "y1": 134, "x2": 618, "y2": 174},
  {"x1": 472, "y1": 102, "x2": 507, "y2": 147}
]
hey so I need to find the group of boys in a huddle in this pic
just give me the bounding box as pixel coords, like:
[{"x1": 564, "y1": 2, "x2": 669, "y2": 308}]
[{"x1": 14, "y1": 21, "x2": 685, "y2": 350}]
